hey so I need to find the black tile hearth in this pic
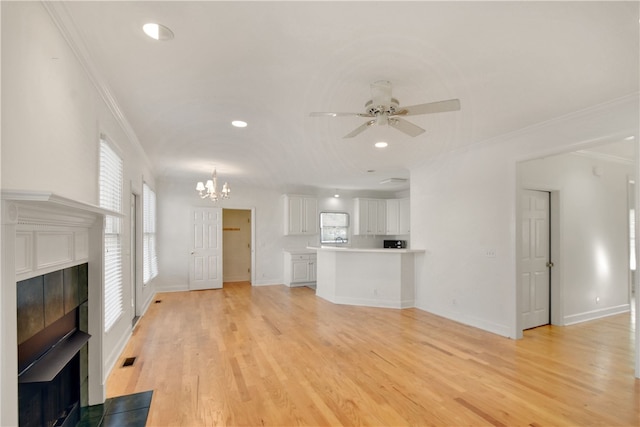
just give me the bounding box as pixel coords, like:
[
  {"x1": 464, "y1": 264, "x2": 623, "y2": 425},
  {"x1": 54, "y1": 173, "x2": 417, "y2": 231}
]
[{"x1": 78, "y1": 390, "x2": 153, "y2": 427}]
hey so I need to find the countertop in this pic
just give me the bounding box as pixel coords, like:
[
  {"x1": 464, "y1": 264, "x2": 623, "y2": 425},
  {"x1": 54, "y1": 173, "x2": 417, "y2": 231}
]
[
  {"x1": 307, "y1": 246, "x2": 425, "y2": 254},
  {"x1": 283, "y1": 249, "x2": 317, "y2": 255}
]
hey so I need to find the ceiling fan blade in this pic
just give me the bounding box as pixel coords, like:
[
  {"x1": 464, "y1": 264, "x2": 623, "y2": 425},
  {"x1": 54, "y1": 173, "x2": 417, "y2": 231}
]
[
  {"x1": 310, "y1": 112, "x2": 372, "y2": 118},
  {"x1": 344, "y1": 120, "x2": 375, "y2": 138},
  {"x1": 388, "y1": 118, "x2": 425, "y2": 137},
  {"x1": 394, "y1": 99, "x2": 461, "y2": 116}
]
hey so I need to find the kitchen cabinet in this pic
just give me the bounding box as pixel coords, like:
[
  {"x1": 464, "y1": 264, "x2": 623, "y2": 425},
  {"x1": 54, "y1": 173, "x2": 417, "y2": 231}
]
[
  {"x1": 387, "y1": 198, "x2": 410, "y2": 235},
  {"x1": 284, "y1": 251, "x2": 317, "y2": 286},
  {"x1": 353, "y1": 198, "x2": 386, "y2": 235},
  {"x1": 284, "y1": 195, "x2": 318, "y2": 235}
]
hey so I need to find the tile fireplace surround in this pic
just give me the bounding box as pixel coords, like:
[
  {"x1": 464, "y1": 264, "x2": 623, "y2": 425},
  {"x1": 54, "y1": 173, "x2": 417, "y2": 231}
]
[
  {"x1": 2, "y1": 191, "x2": 119, "y2": 426},
  {"x1": 17, "y1": 264, "x2": 90, "y2": 427}
]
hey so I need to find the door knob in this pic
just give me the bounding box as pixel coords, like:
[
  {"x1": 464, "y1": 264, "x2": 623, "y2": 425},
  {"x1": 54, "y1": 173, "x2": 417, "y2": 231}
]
[{"x1": 546, "y1": 261, "x2": 554, "y2": 268}]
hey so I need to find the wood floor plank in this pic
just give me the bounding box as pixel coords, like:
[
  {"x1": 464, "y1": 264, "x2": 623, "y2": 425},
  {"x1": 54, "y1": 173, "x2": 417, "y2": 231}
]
[{"x1": 107, "y1": 282, "x2": 639, "y2": 426}]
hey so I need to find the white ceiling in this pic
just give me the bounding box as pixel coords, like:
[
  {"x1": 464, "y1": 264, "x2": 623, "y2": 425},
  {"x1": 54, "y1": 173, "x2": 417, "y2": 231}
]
[{"x1": 59, "y1": 1, "x2": 639, "y2": 193}]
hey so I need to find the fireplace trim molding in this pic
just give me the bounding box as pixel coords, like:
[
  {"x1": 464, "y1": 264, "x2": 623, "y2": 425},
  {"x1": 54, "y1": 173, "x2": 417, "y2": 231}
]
[{"x1": 2, "y1": 190, "x2": 121, "y2": 426}]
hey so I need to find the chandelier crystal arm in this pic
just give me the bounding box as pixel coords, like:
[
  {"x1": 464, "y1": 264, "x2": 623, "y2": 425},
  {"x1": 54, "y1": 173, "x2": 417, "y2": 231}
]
[{"x1": 196, "y1": 168, "x2": 231, "y2": 201}]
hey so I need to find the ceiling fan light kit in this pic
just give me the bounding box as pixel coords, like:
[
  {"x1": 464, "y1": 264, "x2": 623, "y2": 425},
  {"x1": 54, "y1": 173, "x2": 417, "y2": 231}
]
[{"x1": 310, "y1": 80, "x2": 461, "y2": 138}]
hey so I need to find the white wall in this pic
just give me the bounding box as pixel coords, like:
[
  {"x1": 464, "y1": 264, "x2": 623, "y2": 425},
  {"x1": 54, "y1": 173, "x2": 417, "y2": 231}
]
[
  {"x1": 155, "y1": 179, "x2": 403, "y2": 291},
  {"x1": 411, "y1": 95, "x2": 639, "y2": 339},
  {"x1": 156, "y1": 179, "x2": 286, "y2": 289},
  {"x1": 519, "y1": 153, "x2": 633, "y2": 324},
  {"x1": 1, "y1": 2, "x2": 157, "y2": 423}
]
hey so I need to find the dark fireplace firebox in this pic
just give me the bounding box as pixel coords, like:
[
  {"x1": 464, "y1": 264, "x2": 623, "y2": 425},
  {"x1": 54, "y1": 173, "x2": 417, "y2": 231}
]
[{"x1": 17, "y1": 263, "x2": 90, "y2": 427}]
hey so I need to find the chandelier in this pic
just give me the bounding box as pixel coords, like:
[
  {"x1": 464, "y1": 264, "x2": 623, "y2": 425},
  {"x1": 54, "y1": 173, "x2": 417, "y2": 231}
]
[{"x1": 196, "y1": 169, "x2": 230, "y2": 201}]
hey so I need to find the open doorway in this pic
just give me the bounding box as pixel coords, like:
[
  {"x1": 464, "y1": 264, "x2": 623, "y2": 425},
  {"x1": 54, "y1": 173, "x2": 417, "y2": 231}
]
[
  {"x1": 223, "y1": 209, "x2": 252, "y2": 283},
  {"x1": 517, "y1": 139, "x2": 636, "y2": 333}
]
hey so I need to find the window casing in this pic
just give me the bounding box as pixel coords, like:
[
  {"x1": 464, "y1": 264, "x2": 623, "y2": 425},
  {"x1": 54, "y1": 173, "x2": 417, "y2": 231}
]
[
  {"x1": 143, "y1": 183, "x2": 158, "y2": 284},
  {"x1": 320, "y1": 212, "x2": 349, "y2": 244},
  {"x1": 100, "y1": 138, "x2": 123, "y2": 332}
]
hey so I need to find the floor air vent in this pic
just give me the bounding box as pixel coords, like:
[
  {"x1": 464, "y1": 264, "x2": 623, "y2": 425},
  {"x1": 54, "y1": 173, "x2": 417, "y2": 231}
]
[
  {"x1": 155, "y1": 300, "x2": 162, "y2": 304},
  {"x1": 122, "y1": 357, "x2": 136, "y2": 367}
]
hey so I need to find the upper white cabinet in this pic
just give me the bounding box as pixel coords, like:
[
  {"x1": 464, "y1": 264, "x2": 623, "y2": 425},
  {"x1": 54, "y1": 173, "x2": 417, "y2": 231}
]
[
  {"x1": 353, "y1": 198, "x2": 387, "y2": 235},
  {"x1": 386, "y1": 199, "x2": 400, "y2": 235},
  {"x1": 398, "y1": 197, "x2": 410, "y2": 234},
  {"x1": 387, "y1": 198, "x2": 410, "y2": 235},
  {"x1": 284, "y1": 195, "x2": 318, "y2": 235},
  {"x1": 386, "y1": 199, "x2": 409, "y2": 235}
]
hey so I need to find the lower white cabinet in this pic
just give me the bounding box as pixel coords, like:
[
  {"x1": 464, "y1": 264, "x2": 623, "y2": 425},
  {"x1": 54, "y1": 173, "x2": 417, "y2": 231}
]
[{"x1": 284, "y1": 251, "x2": 317, "y2": 286}]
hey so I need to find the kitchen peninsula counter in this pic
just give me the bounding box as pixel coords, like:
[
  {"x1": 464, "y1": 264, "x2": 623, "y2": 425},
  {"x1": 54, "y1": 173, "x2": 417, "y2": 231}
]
[{"x1": 307, "y1": 246, "x2": 425, "y2": 308}]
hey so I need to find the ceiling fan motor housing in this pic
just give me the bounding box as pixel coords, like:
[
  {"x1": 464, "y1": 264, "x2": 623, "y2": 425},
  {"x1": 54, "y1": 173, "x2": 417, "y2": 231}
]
[{"x1": 364, "y1": 98, "x2": 400, "y2": 116}]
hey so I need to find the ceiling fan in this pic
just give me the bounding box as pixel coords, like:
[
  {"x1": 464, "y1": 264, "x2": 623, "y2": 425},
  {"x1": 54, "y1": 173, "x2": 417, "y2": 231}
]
[{"x1": 310, "y1": 80, "x2": 460, "y2": 138}]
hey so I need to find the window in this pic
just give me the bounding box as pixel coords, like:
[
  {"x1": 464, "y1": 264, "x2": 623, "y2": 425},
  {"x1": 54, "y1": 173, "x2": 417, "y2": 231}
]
[
  {"x1": 630, "y1": 208, "x2": 636, "y2": 271},
  {"x1": 320, "y1": 212, "x2": 349, "y2": 244},
  {"x1": 100, "y1": 137, "x2": 123, "y2": 332},
  {"x1": 143, "y1": 183, "x2": 158, "y2": 284}
]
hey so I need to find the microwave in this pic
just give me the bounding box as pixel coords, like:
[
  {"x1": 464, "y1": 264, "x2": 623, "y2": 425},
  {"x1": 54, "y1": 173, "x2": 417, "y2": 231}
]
[{"x1": 383, "y1": 240, "x2": 407, "y2": 249}]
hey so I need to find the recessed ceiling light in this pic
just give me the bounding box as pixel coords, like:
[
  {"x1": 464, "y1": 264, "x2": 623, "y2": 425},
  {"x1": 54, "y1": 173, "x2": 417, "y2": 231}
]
[
  {"x1": 143, "y1": 23, "x2": 174, "y2": 41},
  {"x1": 231, "y1": 120, "x2": 248, "y2": 128},
  {"x1": 374, "y1": 141, "x2": 388, "y2": 148},
  {"x1": 624, "y1": 135, "x2": 635, "y2": 140}
]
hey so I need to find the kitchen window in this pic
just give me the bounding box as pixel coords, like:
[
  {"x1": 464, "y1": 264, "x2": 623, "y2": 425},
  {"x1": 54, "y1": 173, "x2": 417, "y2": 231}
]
[{"x1": 320, "y1": 212, "x2": 349, "y2": 244}]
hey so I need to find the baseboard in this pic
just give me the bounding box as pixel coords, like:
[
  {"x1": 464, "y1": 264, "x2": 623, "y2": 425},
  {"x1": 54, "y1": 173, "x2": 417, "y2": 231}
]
[
  {"x1": 563, "y1": 304, "x2": 630, "y2": 326},
  {"x1": 103, "y1": 328, "x2": 132, "y2": 384},
  {"x1": 139, "y1": 290, "x2": 156, "y2": 317},
  {"x1": 155, "y1": 283, "x2": 189, "y2": 293},
  {"x1": 250, "y1": 280, "x2": 282, "y2": 287},
  {"x1": 415, "y1": 302, "x2": 512, "y2": 338},
  {"x1": 323, "y1": 295, "x2": 414, "y2": 309}
]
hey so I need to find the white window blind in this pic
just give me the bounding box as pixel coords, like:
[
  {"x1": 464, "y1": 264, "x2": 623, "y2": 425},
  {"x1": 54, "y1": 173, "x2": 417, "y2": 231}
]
[
  {"x1": 320, "y1": 212, "x2": 349, "y2": 244},
  {"x1": 100, "y1": 138, "x2": 123, "y2": 332},
  {"x1": 143, "y1": 183, "x2": 158, "y2": 284},
  {"x1": 631, "y1": 209, "x2": 636, "y2": 271}
]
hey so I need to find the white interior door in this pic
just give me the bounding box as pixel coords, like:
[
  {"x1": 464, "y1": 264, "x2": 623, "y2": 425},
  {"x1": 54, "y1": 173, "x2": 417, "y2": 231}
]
[
  {"x1": 189, "y1": 208, "x2": 223, "y2": 290},
  {"x1": 521, "y1": 190, "x2": 551, "y2": 329}
]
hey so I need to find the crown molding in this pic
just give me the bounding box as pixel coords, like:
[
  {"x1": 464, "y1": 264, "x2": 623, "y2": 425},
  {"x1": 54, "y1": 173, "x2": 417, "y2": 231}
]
[
  {"x1": 572, "y1": 149, "x2": 634, "y2": 165},
  {"x1": 42, "y1": 1, "x2": 155, "y2": 174},
  {"x1": 436, "y1": 92, "x2": 640, "y2": 160}
]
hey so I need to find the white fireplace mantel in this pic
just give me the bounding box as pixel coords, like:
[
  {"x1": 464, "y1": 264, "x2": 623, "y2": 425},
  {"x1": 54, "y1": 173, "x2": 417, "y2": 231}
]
[{"x1": 1, "y1": 190, "x2": 118, "y2": 426}]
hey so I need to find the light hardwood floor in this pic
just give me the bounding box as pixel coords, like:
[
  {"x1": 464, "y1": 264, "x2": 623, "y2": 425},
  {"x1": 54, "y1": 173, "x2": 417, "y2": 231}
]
[{"x1": 107, "y1": 282, "x2": 639, "y2": 426}]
